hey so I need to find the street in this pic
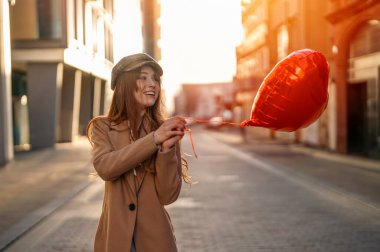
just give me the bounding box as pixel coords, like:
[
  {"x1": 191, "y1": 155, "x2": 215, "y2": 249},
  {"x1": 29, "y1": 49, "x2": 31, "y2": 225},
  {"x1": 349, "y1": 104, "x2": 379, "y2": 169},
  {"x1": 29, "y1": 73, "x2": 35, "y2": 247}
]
[{"x1": 4, "y1": 127, "x2": 380, "y2": 252}]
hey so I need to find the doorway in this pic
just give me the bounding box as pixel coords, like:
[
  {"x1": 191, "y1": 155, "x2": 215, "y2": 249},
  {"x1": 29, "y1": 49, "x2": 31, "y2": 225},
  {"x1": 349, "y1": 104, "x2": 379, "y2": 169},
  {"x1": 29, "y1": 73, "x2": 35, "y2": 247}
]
[
  {"x1": 12, "y1": 70, "x2": 30, "y2": 151},
  {"x1": 347, "y1": 82, "x2": 367, "y2": 154}
]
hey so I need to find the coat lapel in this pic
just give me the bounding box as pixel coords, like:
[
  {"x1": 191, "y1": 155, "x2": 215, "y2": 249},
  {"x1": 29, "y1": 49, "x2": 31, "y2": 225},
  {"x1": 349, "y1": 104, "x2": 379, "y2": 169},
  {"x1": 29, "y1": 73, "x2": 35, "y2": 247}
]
[
  {"x1": 109, "y1": 120, "x2": 129, "y2": 132},
  {"x1": 107, "y1": 120, "x2": 137, "y2": 196},
  {"x1": 107, "y1": 119, "x2": 151, "y2": 196},
  {"x1": 134, "y1": 117, "x2": 152, "y2": 193}
]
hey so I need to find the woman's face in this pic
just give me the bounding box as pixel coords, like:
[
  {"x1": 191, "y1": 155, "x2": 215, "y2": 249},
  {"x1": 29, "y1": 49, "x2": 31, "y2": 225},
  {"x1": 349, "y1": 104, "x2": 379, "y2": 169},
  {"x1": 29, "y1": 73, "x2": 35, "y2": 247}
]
[{"x1": 134, "y1": 66, "x2": 160, "y2": 111}]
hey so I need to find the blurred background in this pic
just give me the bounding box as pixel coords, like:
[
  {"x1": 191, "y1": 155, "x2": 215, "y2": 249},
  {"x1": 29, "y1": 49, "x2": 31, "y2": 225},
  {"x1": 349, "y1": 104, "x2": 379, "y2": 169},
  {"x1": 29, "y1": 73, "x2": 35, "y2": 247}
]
[
  {"x1": 1, "y1": 0, "x2": 380, "y2": 164},
  {"x1": 1, "y1": 1, "x2": 380, "y2": 251}
]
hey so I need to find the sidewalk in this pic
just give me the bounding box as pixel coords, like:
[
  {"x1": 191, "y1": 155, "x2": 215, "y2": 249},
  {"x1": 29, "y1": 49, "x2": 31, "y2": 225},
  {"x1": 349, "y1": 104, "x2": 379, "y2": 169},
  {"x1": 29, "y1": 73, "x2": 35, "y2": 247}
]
[{"x1": 0, "y1": 139, "x2": 93, "y2": 251}]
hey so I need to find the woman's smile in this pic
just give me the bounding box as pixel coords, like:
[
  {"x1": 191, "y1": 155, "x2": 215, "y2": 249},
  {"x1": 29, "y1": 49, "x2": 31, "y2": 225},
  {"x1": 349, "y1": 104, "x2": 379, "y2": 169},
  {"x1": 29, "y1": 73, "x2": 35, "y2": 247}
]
[{"x1": 143, "y1": 90, "x2": 156, "y2": 96}]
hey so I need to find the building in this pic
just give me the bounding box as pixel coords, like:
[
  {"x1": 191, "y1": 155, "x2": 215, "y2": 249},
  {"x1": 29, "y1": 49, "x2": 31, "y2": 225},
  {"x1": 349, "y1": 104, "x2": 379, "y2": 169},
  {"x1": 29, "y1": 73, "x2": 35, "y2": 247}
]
[
  {"x1": 235, "y1": 0, "x2": 271, "y2": 138},
  {"x1": 235, "y1": 0, "x2": 332, "y2": 147},
  {"x1": 0, "y1": 0, "x2": 13, "y2": 165},
  {"x1": 0, "y1": 0, "x2": 163, "y2": 166},
  {"x1": 326, "y1": 0, "x2": 380, "y2": 158},
  {"x1": 236, "y1": 0, "x2": 380, "y2": 159},
  {"x1": 270, "y1": 0, "x2": 331, "y2": 145},
  {"x1": 141, "y1": 0, "x2": 162, "y2": 60},
  {"x1": 174, "y1": 82, "x2": 235, "y2": 120},
  {"x1": 9, "y1": 0, "x2": 115, "y2": 152}
]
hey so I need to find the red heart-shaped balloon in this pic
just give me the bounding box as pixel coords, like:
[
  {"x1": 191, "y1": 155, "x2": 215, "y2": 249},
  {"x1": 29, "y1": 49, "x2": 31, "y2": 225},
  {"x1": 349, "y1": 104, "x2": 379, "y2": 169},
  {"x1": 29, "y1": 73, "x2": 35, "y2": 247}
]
[{"x1": 241, "y1": 49, "x2": 329, "y2": 131}]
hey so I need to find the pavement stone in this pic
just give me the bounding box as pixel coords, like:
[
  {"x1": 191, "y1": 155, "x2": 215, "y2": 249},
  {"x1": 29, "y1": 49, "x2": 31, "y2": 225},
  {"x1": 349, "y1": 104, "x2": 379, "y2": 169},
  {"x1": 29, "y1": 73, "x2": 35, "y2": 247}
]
[
  {"x1": 4, "y1": 179, "x2": 102, "y2": 252},
  {"x1": 207, "y1": 126, "x2": 380, "y2": 208},
  {"x1": 2, "y1": 128, "x2": 380, "y2": 252},
  {"x1": 168, "y1": 129, "x2": 380, "y2": 252},
  {"x1": 0, "y1": 139, "x2": 93, "y2": 251}
]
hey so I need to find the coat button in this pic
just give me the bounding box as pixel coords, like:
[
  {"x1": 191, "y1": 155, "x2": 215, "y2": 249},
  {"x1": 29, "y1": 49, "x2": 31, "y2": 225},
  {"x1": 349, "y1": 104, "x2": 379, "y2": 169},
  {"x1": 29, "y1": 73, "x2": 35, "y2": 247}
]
[{"x1": 129, "y1": 203, "x2": 136, "y2": 211}]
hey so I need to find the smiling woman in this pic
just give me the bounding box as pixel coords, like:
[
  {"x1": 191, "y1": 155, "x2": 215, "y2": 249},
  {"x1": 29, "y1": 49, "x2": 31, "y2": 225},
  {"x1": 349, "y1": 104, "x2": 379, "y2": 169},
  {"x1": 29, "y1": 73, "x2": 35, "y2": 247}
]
[{"x1": 86, "y1": 53, "x2": 192, "y2": 252}]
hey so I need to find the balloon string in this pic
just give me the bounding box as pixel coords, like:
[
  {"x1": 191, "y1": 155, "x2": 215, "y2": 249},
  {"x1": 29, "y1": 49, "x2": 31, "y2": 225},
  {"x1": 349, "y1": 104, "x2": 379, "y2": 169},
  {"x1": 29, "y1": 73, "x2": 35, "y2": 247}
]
[
  {"x1": 191, "y1": 118, "x2": 242, "y2": 127},
  {"x1": 182, "y1": 117, "x2": 242, "y2": 159},
  {"x1": 184, "y1": 128, "x2": 198, "y2": 159}
]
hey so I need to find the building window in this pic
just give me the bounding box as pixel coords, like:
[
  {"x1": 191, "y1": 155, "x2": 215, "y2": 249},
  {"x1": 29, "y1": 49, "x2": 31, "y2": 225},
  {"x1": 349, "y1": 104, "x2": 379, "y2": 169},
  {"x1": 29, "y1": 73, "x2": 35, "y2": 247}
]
[
  {"x1": 105, "y1": 23, "x2": 113, "y2": 61},
  {"x1": 350, "y1": 20, "x2": 380, "y2": 58},
  {"x1": 37, "y1": 0, "x2": 62, "y2": 39},
  {"x1": 104, "y1": 0, "x2": 113, "y2": 61},
  {"x1": 277, "y1": 25, "x2": 289, "y2": 60},
  {"x1": 10, "y1": 0, "x2": 63, "y2": 40}
]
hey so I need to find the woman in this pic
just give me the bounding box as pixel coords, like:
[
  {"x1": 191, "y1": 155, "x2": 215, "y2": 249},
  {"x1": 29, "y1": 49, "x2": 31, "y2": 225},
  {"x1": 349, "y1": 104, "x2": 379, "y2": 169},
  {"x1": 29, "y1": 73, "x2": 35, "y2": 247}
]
[{"x1": 87, "y1": 53, "x2": 189, "y2": 252}]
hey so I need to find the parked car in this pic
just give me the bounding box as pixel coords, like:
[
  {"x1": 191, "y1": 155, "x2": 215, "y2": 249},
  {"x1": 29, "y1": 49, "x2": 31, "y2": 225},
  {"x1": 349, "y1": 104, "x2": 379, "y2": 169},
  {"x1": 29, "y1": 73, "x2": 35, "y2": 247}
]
[{"x1": 207, "y1": 116, "x2": 223, "y2": 129}]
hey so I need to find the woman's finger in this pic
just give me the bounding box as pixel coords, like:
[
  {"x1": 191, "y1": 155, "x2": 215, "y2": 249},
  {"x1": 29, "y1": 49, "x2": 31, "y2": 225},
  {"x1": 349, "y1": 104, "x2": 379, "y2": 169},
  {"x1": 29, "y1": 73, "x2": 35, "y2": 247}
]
[{"x1": 161, "y1": 135, "x2": 183, "y2": 151}]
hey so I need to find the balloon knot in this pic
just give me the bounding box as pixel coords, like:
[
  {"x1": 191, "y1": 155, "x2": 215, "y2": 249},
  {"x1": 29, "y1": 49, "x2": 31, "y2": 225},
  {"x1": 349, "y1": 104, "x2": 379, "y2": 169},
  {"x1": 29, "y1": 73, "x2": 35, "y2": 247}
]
[{"x1": 240, "y1": 120, "x2": 251, "y2": 127}]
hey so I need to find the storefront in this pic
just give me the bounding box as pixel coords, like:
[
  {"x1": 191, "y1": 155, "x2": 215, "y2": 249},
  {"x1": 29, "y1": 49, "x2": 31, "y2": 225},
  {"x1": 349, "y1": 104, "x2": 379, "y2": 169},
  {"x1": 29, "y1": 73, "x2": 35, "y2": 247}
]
[
  {"x1": 347, "y1": 20, "x2": 380, "y2": 157},
  {"x1": 327, "y1": 0, "x2": 380, "y2": 158}
]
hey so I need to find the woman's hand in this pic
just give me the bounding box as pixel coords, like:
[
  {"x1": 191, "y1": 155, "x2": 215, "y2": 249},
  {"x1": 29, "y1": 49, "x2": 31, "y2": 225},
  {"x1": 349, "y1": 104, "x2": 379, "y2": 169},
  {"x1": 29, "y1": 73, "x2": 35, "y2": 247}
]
[
  {"x1": 161, "y1": 135, "x2": 184, "y2": 152},
  {"x1": 154, "y1": 116, "x2": 186, "y2": 148}
]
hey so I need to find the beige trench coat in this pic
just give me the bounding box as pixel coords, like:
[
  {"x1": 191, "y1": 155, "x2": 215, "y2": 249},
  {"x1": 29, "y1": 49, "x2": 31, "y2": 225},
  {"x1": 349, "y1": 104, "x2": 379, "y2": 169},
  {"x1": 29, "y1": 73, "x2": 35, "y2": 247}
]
[{"x1": 91, "y1": 117, "x2": 182, "y2": 252}]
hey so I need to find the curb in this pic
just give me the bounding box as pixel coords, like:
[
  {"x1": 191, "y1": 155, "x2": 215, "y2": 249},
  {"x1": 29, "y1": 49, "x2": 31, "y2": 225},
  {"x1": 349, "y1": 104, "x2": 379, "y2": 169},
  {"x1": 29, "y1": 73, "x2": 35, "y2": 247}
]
[{"x1": 290, "y1": 145, "x2": 380, "y2": 173}]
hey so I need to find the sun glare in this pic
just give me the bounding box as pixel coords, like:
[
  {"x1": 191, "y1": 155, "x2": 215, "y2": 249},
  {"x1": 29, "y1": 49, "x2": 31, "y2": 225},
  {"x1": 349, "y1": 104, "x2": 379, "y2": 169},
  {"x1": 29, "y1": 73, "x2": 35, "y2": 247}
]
[
  {"x1": 160, "y1": 0, "x2": 243, "y2": 113},
  {"x1": 113, "y1": 0, "x2": 143, "y2": 62}
]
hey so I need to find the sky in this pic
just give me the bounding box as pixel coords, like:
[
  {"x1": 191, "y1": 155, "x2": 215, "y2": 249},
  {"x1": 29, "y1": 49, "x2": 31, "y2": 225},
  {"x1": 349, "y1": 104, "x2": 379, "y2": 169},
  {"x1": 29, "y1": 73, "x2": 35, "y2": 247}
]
[
  {"x1": 159, "y1": 0, "x2": 242, "y2": 112},
  {"x1": 113, "y1": 0, "x2": 144, "y2": 58},
  {"x1": 113, "y1": 0, "x2": 243, "y2": 113}
]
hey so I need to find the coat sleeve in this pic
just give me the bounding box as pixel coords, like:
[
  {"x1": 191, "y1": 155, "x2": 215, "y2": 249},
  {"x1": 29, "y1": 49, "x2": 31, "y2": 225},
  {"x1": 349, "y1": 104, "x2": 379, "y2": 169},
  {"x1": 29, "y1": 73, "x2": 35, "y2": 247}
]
[
  {"x1": 154, "y1": 143, "x2": 182, "y2": 205},
  {"x1": 91, "y1": 118, "x2": 159, "y2": 181}
]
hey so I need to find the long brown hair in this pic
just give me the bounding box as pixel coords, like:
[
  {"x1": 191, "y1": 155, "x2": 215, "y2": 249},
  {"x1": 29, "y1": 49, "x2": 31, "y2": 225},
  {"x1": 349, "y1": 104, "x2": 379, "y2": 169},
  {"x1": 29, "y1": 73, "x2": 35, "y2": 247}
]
[{"x1": 86, "y1": 66, "x2": 191, "y2": 183}]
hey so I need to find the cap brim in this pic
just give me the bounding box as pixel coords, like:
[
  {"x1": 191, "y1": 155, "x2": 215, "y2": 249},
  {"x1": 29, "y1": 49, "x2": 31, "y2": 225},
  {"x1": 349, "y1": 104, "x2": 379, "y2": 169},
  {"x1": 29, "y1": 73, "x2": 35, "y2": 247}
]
[{"x1": 125, "y1": 61, "x2": 163, "y2": 76}]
